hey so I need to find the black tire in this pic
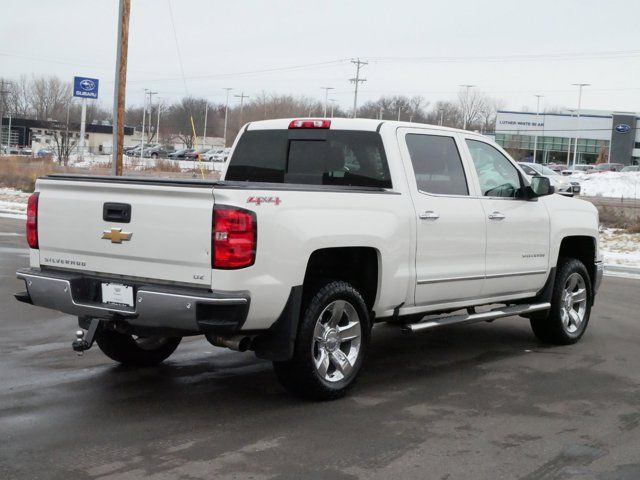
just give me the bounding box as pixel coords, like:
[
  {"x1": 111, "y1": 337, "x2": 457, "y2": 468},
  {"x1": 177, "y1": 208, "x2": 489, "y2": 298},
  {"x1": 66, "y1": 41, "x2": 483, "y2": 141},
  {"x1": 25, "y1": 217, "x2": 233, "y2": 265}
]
[
  {"x1": 151, "y1": 152, "x2": 158, "y2": 159},
  {"x1": 530, "y1": 258, "x2": 592, "y2": 345},
  {"x1": 96, "y1": 330, "x2": 181, "y2": 366},
  {"x1": 273, "y1": 280, "x2": 371, "y2": 400}
]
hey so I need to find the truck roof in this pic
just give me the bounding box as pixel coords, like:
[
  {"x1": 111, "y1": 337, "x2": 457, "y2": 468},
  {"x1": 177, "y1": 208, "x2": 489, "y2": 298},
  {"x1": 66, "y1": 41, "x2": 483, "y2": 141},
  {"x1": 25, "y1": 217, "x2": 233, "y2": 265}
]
[{"x1": 245, "y1": 118, "x2": 481, "y2": 136}]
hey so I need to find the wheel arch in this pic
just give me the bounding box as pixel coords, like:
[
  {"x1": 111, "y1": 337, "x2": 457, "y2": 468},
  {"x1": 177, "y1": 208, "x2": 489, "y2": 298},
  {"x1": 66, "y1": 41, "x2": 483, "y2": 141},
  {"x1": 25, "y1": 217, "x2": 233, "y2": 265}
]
[
  {"x1": 303, "y1": 246, "x2": 380, "y2": 311},
  {"x1": 555, "y1": 235, "x2": 597, "y2": 294}
]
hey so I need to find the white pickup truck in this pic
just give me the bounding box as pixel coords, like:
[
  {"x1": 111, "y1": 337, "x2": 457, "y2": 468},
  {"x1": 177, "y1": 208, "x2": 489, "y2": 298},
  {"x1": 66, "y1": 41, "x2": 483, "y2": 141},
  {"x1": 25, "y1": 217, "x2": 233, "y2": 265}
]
[{"x1": 16, "y1": 118, "x2": 603, "y2": 399}]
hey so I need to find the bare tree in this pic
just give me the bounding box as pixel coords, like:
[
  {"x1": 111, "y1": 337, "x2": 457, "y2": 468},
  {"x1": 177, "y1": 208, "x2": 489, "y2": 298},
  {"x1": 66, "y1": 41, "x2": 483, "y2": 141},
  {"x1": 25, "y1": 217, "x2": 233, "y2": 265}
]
[{"x1": 457, "y1": 88, "x2": 487, "y2": 130}]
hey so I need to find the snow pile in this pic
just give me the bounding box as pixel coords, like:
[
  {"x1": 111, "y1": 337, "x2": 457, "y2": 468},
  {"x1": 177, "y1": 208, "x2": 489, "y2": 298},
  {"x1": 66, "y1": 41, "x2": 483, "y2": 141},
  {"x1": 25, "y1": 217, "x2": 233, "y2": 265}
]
[
  {"x1": 0, "y1": 188, "x2": 29, "y2": 219},
  {"x1": 599, "y1": 228, "x2": 640, "y2": 269},
  {"x1": 570, "y1": 172, "x2": 640, "y2": 199}
]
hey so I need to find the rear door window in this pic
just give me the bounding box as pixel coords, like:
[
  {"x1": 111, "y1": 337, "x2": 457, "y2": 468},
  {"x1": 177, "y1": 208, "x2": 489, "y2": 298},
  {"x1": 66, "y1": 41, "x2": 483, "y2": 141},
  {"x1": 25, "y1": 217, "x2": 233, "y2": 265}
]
[
  {"x1": 226, "y1": 130, "x2": 392, "y2": 188},
  {"x1": 405, "y1": 134, "x2": 469, "y2": 195}
]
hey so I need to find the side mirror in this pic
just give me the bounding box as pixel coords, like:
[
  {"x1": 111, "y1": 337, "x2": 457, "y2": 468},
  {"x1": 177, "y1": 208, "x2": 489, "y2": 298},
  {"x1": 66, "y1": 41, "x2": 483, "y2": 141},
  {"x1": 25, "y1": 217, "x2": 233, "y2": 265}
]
[{"x1": 528, "y1": 175, "x2": 554, "y2": 198}]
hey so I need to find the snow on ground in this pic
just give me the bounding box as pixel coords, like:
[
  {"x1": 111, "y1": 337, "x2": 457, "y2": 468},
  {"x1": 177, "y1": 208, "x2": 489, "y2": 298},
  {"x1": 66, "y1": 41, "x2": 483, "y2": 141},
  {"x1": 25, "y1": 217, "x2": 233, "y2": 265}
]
[
  {"x1": 599, "y1": 228, "x2": 640, "y2": 270},
  {"x1": 571, "y1": 171, "x2": 640, "y2": 199},
  {"x1": 0, "y1": 188, "x2": 29, "y2": 219}
]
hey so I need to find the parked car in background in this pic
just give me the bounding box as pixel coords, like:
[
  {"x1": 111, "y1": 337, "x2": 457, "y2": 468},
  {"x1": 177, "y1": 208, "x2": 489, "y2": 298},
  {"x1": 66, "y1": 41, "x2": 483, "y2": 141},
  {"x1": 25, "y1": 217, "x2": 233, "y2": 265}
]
[
  {"x1": 519, "y1": 162, "x2": 581, "y2": 196},
  {"x1": 593, "y1": 163, "x2": 625, "y2": 173},
  {"x1": 202, "y1": 148, "x2": 225, "y2": 162},
  {"x1": 20, "y1": 147, "x2": 33, "y2": 156},
  {"x1": 561, "y1": 164, "x2": 596, "y2": 175},
  {"x1": 142, "y1": 145, "x2": 169, "y2": 159},
  {"x1": 185, "y1": 147, "x2": 210, "y2": 160},
  {"x1": 621, "y1": 165, "x2": 640, "y2": 172},
  {"x1": 544, "y1": 163, "x2": 565, "y2": 173},
  {"x1": 167, "y1": 148, "x2": 194, "y2": 159},
  {"x1": 36, "y1": 148, "x2": 55, "y2": 158}
]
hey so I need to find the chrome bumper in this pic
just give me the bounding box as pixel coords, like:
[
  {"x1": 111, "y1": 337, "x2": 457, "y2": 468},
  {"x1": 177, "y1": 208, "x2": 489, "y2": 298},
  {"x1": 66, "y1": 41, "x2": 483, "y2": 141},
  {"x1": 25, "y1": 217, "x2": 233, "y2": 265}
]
[
  {"x1": 594, "y1": 261, "x2": 604, "y2": 295},
  {"x1": 16, "y1": 268, "x2": 250, "y2": 333}
]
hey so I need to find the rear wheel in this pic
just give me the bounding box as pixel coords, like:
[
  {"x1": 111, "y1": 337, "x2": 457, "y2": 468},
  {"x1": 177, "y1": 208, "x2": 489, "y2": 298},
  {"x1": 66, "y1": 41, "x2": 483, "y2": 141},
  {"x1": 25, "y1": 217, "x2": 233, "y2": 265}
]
[
  {"x1": 273, "y1": 280, "x2": 370, "y2": 400},
  {"x1": 96, "y1": 330, "x2": 181, "y2": 366},
  {"x1": 530, "y1": 258, "x2": 592, "y2": 344}
]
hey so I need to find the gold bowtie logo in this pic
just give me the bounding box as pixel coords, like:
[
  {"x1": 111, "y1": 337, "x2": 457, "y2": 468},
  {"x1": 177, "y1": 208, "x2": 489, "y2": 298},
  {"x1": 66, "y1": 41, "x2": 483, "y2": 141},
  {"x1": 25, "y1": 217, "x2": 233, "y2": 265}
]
[{"x1": 101, "y1": 228, "x2": 132, "y2": 244}]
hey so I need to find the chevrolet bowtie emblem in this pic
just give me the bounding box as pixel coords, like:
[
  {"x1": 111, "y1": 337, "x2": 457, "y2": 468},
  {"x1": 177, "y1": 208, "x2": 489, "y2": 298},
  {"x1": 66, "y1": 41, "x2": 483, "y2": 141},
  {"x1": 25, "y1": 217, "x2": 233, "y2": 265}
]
[{"x1": 101, "y1": 228, "x2": 132, "y2": 244}]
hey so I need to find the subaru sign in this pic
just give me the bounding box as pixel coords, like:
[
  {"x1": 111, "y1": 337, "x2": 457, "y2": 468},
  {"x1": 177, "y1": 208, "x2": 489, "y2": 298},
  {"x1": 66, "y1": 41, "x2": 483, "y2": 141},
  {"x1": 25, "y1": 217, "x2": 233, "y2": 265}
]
[
  {"x1": 615, "y1": 123, "x2": 631, "y2": 134},
  {"x1": 73, "y1": 76, "x2": 99, "y2": 99}
]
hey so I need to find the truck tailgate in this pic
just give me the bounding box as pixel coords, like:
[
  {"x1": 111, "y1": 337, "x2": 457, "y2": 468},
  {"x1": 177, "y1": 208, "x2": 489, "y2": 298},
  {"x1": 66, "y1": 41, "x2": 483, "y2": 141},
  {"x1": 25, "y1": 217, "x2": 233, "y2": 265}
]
[{"x1": 35, "y1": 177, "x2": 214, "y2": 286}]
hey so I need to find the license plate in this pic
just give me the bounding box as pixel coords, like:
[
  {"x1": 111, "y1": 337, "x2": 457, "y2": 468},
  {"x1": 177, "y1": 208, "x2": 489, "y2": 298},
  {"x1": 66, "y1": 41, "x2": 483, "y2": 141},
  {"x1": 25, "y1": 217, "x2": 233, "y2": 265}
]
[{"x1": 101, "y1": 283, "x2": 134, "y2": 307}]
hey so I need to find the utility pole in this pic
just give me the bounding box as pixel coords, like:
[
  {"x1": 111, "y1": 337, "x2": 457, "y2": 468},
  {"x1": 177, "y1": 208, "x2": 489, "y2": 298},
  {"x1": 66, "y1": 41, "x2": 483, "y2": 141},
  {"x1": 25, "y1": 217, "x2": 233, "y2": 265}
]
[
  {"x1": 202, "y1": 101, "x2": 208, "y2": 148},
  {"x1": 156, "y1": 99, "x2": 162, "y2": 145},
  {"x1": 223, "y1": 88, "x2": 233, "y2": 147},
  {"x1": 349, "y1": 58, "x2": 367, "y2": 118},
  {"x1": 397, "y1": 106, "x2": 402, "y2": 121},
  {"x1": 139, "y1": 91, "x2": 147, "y2": 161},
  {"x1": 321, "y1": 86, "x2": 334, "y2": 117},
  {"x1": 571, "y1": 83, "x2": 590, "y2": 167},
  {"x1": 439, "y1": 108, "x2": 444, "y2": 126},
  {"x1": 532, "y1": 94, "x2": 543, "y2": 163},
  {"x1": 146, "y1": 89, "x2": 157, "y2": 143},
  {"x1": 459, "y1": 84, "x2": 476, "y2": 130},
  {"x1": 378, "y1": 106, "x2": 383, "y2": 120},
  {"x1": 111, "y1": 0, "x2": 130, "y2": 176},
  {"x1": 235, "y1": 92, "x2": 249, "y2": 126}
]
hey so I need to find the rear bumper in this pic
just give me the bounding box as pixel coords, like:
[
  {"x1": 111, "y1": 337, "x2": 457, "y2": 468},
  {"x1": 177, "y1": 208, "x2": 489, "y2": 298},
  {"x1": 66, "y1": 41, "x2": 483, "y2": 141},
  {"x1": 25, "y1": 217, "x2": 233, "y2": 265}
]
[{"x1": 15, "y1": 268, "x2": 250, "y2": 334}]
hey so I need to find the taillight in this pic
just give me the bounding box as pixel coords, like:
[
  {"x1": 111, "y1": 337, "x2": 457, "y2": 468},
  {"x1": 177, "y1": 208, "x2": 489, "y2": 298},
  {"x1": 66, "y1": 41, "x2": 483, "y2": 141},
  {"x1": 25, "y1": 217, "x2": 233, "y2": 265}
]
[
  {"x1": 288, "y1": 119, "x2": 331, "y2": 129},
  {"x1": 26, "y1": 192, "x2": 39, "y2": 249},
  {"x1": 212, "y1": 206, "x2": 256, "y2": 269}
]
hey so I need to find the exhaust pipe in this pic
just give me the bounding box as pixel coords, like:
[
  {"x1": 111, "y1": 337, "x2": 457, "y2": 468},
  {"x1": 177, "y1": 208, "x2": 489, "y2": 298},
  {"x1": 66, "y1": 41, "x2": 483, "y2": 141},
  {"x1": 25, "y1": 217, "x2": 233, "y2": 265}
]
[{"x1": 206, "y1": 334, "x2": 252, "y2": 352}]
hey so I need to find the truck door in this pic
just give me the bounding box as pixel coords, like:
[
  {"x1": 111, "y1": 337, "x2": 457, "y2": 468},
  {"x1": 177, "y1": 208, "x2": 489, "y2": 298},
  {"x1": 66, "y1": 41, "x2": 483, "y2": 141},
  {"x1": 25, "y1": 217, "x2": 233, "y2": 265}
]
[
  {"x1": 397, "y1": 128, "x2": 486, "y2": 306},
  {"x1": 462, "y1": 137, "x2": 550, "y2": 297}
]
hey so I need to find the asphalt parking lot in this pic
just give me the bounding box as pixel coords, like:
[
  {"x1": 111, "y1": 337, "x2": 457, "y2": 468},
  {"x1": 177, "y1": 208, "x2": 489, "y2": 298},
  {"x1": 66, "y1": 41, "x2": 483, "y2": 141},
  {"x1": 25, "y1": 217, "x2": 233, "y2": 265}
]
[{"x1": 1, "y1": 216, "x2": 639, "y2": 480}]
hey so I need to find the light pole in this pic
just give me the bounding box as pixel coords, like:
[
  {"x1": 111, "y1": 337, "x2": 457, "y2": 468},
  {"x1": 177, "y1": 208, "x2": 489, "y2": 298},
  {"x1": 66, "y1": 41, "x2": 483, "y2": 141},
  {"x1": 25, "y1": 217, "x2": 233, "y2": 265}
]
[
  {"x1": 459, "y1": 84, "x2": 476, "y2": 130},
  {"x1": 0, "y1": 80, "x2": 12, "y2": 154},
  {"x1": 571, "y1": 83, "x2": 590, "y2": 167},
  {"x1": 321, "y1": 87, "x2": 334, "y2": 117},
  {"x1": 223, "y1": 87, "x2": 233, "y2": 147},
  {"x1": 438, "y1": 107, "x2": 444, "y2": 126},
  {"x1": 532, "y1": 95, "x2": 543, "y2": 163},
  {"x1": 329, "y1": 99, "x2": 338, "y2": 118}
]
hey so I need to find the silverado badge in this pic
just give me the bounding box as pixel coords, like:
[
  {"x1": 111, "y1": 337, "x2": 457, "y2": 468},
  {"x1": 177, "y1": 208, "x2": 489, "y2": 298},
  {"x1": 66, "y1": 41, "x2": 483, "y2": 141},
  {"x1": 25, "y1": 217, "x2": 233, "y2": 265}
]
[{"x1": 101, "y1": 228, "x2": 132, "y2": 244}]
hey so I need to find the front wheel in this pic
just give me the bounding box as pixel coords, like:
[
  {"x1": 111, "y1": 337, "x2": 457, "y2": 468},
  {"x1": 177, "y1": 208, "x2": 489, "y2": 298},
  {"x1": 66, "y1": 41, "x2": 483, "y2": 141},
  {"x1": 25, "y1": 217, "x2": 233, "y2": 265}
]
[
  {"x1": 273, "y1": 280, "x2": 371, "y2": 400},
  {"x1": 530, "y1": 258, "x2": 592, "y2": 344},
  {"x1": 96, "y1": 330, "x2": 181, "y2": 366}
]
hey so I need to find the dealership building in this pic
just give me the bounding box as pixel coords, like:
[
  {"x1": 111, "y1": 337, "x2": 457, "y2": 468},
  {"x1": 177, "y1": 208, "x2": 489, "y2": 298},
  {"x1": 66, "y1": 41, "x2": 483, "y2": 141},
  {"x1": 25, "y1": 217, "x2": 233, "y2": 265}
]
[{"x1": 494, "y1": 109, "x2": 640, "y2": 166}]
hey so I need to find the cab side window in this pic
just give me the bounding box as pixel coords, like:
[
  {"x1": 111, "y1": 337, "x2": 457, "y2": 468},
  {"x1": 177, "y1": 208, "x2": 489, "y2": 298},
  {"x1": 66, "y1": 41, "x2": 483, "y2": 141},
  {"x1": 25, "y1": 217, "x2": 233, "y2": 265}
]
[
  {"x1": 466, "y1": 140, "x2": 522, "y2": 198},
  {"x1": 406, "y1": 134, "x2": 469, "y2": 196}
]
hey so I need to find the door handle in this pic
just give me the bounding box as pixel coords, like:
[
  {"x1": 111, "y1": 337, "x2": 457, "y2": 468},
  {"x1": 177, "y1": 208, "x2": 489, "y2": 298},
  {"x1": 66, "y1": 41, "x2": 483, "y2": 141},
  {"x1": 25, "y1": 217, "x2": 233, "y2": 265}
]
[
  {"x1": 419, "y1": 210, "x2": 440, "y2": 220},
  {"x1": 488, "y1": 211, "x2": 506, "y2": 220}
]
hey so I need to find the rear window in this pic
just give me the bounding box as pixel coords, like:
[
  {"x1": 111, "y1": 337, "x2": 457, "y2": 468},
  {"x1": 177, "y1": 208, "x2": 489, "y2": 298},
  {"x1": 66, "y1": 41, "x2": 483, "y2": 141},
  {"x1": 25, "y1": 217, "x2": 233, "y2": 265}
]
[{"x1": 226, "y1": 129, "x2": 392, "y2": 188}]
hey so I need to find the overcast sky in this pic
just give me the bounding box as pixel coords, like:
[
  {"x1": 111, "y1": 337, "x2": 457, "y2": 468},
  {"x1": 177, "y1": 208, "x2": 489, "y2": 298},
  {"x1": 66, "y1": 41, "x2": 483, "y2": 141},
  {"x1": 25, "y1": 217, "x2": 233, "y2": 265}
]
[{"x1": 2, "y1": 0, "x2": 640, "y2": 114}]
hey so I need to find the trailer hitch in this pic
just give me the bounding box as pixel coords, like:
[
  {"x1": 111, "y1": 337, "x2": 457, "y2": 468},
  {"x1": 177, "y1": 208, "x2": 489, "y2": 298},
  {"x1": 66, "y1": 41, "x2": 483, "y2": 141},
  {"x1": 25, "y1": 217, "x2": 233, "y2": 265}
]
[{"x1": 72, "y1": 318, "x2": 101, "y2": 355}]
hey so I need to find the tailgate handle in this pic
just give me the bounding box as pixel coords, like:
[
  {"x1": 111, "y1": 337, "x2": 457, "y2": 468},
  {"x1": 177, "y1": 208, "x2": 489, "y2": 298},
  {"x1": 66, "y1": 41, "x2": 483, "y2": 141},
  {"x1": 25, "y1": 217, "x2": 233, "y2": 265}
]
[{"x1": 103, "y1": 203, "x2": 131, "y2": 223}]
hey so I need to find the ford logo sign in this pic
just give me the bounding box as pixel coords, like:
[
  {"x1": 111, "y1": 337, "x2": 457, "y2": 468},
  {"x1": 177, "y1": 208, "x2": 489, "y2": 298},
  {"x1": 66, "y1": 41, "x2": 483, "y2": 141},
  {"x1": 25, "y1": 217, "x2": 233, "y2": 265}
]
[
  {"x1": 615, "y1": 123, "x2": 631, "y2": 134},
  {"x1": 79, "y1": 79, "x2": 95, "y2": 91}
]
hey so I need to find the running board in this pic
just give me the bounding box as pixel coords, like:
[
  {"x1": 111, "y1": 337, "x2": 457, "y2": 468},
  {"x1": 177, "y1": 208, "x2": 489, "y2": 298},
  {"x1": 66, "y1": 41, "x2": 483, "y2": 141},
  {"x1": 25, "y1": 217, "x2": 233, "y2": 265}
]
[{"x1": 403, "y1": 303, "x2": 551, "y2": 333}]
